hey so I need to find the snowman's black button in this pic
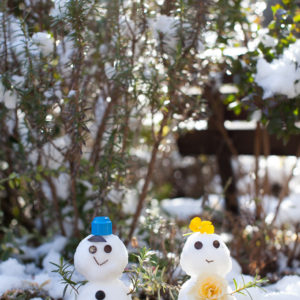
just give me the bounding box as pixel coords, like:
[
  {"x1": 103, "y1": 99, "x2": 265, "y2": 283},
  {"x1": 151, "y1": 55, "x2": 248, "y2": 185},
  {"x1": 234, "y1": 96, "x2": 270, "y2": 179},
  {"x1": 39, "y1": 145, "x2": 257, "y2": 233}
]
[{"x1": 95, "y1": 290, "x2": 105, "y2": 299}]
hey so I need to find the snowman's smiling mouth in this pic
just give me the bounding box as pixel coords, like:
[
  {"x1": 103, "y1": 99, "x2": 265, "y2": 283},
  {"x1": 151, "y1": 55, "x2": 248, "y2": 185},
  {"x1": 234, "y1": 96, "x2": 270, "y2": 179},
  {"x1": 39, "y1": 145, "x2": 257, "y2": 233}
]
[
  {"x1": 206, "y1": 259, "x2": 214, "y2": 263},
  {"x1": 93, "y1": 257, "x2": 108, "y2": 267}
]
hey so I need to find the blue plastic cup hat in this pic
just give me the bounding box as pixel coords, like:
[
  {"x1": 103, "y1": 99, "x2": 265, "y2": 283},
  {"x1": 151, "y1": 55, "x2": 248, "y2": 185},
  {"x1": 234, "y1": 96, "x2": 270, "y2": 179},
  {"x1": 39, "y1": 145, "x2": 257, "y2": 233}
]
[{"x1": 91, "y1": 216, "x2": 112, "y2": 236}]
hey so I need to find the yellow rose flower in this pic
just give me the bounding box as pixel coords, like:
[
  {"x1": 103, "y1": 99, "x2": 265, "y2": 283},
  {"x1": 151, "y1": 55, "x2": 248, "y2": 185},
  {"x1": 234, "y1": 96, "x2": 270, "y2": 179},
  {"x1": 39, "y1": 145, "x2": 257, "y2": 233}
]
[
  {"x1": 189, "y1": 274, "x2": 229, "y2": 300},
  {"x1": 189, "y1": 217, "x2": 214, "y2": 234}
]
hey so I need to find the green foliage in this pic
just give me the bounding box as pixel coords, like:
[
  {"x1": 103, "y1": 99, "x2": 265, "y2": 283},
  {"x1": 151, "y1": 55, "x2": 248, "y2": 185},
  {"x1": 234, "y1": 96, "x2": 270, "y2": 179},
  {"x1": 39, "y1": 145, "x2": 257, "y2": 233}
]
[
  {"x1": 51, "y1": 257, "x2": 87, "y2": 296},
  {"x1": 260, "y1": 98, "x2": 300, "y2": 140},
  {"x1": 0, "y1": 288, "x2": 52, "y2": 300},
  {"x1": 220, "y1": 0, "x2": 300, "y2": 138},
  {"x1": 128, "y1": 247, "x2": 179, "y2": 299},
  {"x1": 0, "y1": 0, "x2": 299, "y2": 297},
  {"x1": 231, "y1": 275, "x2": 268, "y2": 299},
  {"x1": 0, "y1": 226, "x2": 22, "y2": 261}
]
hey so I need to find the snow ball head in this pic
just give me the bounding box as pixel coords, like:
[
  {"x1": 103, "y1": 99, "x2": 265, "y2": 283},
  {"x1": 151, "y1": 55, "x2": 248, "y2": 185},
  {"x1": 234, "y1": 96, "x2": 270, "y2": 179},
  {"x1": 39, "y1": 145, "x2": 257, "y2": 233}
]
[
  {"x1": 180, "y1": 233, "x2": 232, "y2": 277},
  {"x1": 74, "y1": 234, "x2": 128, "y2": 281}
]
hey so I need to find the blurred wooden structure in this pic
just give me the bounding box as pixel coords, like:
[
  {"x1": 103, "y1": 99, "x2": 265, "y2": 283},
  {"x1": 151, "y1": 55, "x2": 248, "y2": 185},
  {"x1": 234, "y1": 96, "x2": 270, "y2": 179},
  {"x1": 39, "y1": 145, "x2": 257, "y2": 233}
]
[
  {"x1": 178, "y1": 130, "x2": 300, "y2": 157},
  {"x1": 177, "y1": 94, "x2": 300, "y2": 216}
]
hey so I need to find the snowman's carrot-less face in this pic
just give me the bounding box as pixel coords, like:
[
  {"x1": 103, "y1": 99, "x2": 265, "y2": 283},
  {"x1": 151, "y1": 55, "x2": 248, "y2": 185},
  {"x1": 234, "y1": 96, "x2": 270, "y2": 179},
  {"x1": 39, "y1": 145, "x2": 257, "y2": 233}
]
[
  {"x1": 180, "y1": 232, "x2": 232, "y2": 277},
  {"x1": 74, "y1": 234, "x2": 128, "y2": 281}
]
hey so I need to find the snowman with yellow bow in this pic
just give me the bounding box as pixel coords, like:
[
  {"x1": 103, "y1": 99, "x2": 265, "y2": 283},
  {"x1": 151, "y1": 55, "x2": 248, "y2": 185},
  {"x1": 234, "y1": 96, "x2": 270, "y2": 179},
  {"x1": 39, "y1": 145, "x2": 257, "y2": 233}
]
[{"x1": 178, "y1": 217, "x2": 236, "y2": 300}]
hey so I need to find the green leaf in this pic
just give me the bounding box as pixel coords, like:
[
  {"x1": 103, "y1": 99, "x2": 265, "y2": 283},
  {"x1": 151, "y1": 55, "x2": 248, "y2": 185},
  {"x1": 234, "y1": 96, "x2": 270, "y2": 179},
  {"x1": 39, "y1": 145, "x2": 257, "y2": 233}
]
[
  {"x1": 294, "y1": 14, "x2": 300, "y2": 23},
  {"x1": 233, "y1": 278, "x2": 238, "y2": 289},
  {"x1": 271, "y1": 4, "x2": 282, "y2": 15}
]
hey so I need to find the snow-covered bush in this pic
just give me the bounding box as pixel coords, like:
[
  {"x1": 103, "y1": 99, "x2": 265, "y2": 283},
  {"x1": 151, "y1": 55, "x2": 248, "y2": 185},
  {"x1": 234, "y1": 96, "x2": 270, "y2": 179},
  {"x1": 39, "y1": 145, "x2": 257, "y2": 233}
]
[
  {"x1": 1, "y1": 0, "x2": 300, "y2": 298},
  {"x1": 0, "y1": 0, "x2": 211, "y2": 244}
]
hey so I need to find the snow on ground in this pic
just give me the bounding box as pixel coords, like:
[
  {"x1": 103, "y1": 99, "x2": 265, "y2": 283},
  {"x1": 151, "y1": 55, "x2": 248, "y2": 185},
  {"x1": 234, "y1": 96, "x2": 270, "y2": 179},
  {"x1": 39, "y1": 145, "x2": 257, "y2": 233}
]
[
  {"x1": 1, "y1": 156, "x2": 300, "y2": 298},
  {"x1": 265, "y1": 193, "x2": 300, "y2": 227},
  {"x1": 161, "y1": 192, "x2": 300, "y2": 229},
  {"x1": 224, "y1": 258, "x2": 300, "y2": 299},
  {"x1": 1, "y1": 235, "x2": 300, "y2": 299},
  {"x1": 0, "y1": 236, "x2": 80, "y2": 299},
  {"x1": 161, "y1": 194, "x2": 224, "y2": 220},
  {"x1": 162, "y1": 156, "x2": 300, "y2": 225},
  {"x1": 0, "y1": 257, "x2": 76, "y2": 300}
]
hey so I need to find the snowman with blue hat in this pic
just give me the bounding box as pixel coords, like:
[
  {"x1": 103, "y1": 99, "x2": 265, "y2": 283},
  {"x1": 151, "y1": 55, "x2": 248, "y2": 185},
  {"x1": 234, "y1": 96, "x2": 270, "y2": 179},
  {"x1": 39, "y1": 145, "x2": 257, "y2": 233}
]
[{"x1": 74, "y1": 216, "x2": 131, "y2": 300}]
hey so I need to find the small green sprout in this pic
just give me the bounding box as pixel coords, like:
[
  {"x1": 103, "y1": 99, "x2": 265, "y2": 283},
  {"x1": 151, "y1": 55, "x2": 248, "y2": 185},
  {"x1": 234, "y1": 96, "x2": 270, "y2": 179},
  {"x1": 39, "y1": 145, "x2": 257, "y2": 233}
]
[
  {"x1": 230, "y1": 274, "x2": 268, "y2": 299},
  {"x1": 51, "y1": 257, "x2": 87, "y2": 296}
]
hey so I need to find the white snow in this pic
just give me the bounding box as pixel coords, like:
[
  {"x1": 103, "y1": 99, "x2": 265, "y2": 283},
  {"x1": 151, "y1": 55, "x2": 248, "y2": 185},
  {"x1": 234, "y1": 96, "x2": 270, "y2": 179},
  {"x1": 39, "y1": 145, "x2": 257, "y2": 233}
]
[
  {"x1": 255, "y1": 40, "x2": 300, "y2": 99},
  {"x1": 42, "y1": 173, "x2": 70, "y2": 200},
  {"x1": 151, "y1": 15, "x2": 179, "y2": 53},
  {"x1": 11, "y1": 75, "x2": 25, "y2": 87},
  {"x1": 161, "y1": 197, "x2": 203, "y2": 219},
  {"x1": 41, "y1": 135, "x2": 71, "y2": 169},
  {"x1": 32, "y1": 32, "x2": 54, "y2": 56},
  {"x1": 226, "y1": 262, "x2": 300, "y2": 300},
  {"x1": 266, "y1": 193, "x2": 300, "y2": 227},
  {"x1": 3, "y1": 90, "x2": 18, "y2": 109},
  {"x1": 50, "y1": 0, "x2": 69, "y2": 17},
  {"x1": 0, "y1": 14, "x2": 24, "y2": 59},
  {"x1": 20, "y1": 235, "x2": 67, "y2": 261},
  {"x1": 0, "y1": 258, "x2": 25, "y2": 277},
  {"x1": 107, "y1": 188, "x2": 139, "y2": 214},
  {"x1": 0, "y1": 275, "x2": 28, "y2": 296},
  {"x1": 262, "y1": 294, "x2": 300, "y2": 299},
  {"x1": 162, "y1": 192, "x2": 300, "y2": 228},
  {"x1": 260, "y1": 31, "x2": 278, "y2": 48},
  {"x1": 119, "y1": 16, "x2": 140, "y2": 39},
  {"x1": 272, "y1": 275, "x2": 300, "y2": 295},
  {"x1": 104, "y1": 62, "x2": 117, "y2": 80},
  {"x1": 223, "y1": 46, "x2": 248, "y2": 58},
  {"x1": 95, "y1": 96, "x2": 106, "y2": 125},
  {"x1": 161, "y1": 195, "x2": 224, "y2": 220},
  {"x1": 0, "y1": 81, "x2": 19, "y2": 109},
  {"x1": 0, "y1": 257, "x2": 75, "y2": 299},
  {"x1": 0, "y1": 236, "x2": 77, "y2": 299},
  {"x1": 0, "y1": 235, "x2": 300, "y2": 299},
  {"x1": 42, "y1": 251, "x2": 61, "y2": 273},
  {"x1": 56, "y1": 37, "x2": 74, "y2": 73},
  {"x1": 230, "y1": 275, "x2": 265, "y2": 299}
]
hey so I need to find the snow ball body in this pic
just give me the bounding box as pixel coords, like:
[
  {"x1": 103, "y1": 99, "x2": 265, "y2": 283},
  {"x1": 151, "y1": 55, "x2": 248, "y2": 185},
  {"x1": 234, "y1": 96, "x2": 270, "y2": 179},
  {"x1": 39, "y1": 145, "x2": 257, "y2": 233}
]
[
  {"x1": 76, "y1": 280, "x2": 131, "y2": 300},
  {"x1": 74, "y1": 234, "x2": 128, "y2": 282},
  {"x1": 180, "y1": 233, "x2": 232, "y2": 277}
]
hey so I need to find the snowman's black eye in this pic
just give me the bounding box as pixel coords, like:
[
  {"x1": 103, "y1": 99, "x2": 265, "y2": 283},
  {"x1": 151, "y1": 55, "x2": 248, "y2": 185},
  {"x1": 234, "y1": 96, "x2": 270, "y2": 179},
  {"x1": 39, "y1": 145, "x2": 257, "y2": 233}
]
[
  {"x1": 194, "y1": 241, "x2": 203, "y2": 250},
  {"x1": 213, "y1": 240, "x2": 220, "y2": 248},
  {"x1": 95, "y1": 290, "x2": 105, "y2": 299},
  {"x1": 89, "y1": 245, "x2": 97, "y2": 254},
  {"x1": 104, "y1": 245, "x2": 112, "y2": 253}
]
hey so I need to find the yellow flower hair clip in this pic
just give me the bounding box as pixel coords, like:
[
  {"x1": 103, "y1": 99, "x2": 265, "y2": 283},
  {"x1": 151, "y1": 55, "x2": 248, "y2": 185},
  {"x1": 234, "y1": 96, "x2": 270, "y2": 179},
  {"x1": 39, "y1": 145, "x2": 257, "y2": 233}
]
[{"x1": 188, "y1": 217, "x2": 214, "y2": 234}]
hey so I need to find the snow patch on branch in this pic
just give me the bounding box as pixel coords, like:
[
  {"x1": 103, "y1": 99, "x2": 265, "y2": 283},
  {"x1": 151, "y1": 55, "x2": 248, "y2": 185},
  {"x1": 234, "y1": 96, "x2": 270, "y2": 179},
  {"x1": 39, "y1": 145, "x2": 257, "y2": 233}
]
[
  {"x1": 41, "y1": 135, "x2": 71, "y2": 169},
  {"x1": 32, "y1": 32, "x2": 54, "y2": 56},
  {"x1": 151, "y1": 15, "x2": 179, "y2": 53},
  {"x1": 50, "y1": 0, "x2": 69, "y2": 17},
  {"x1": 0, "y1": 80, "x2": 19, "y2": 109},
  {"x1": 255, "y1": 40, "x2": 300, "y2": 99}
]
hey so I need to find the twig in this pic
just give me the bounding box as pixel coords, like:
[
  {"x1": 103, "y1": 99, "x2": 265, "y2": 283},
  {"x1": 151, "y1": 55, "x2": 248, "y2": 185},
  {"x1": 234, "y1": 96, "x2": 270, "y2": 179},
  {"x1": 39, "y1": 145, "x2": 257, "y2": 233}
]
[
  {"x1": 90, "y1": 96, "x2": 115, "y2": 165},
  {"x1": 45, "y1": 176, "x2": 66, "y2": 236},
  {"x1": 230, "y1": 275, "x2": 268, "y2": 297},
  {"x1": 287, "y1": 223, "x2": 300, "y2": 267},
  {"x1": 271, "y1": 151, "x2": 299, "y2": 226},
  {"x1": 127, "y1": 109, "x2": 170, "y2": 243},
  {"x1": 254, "y1": 121, "x2": 262, "y2": 219}
]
